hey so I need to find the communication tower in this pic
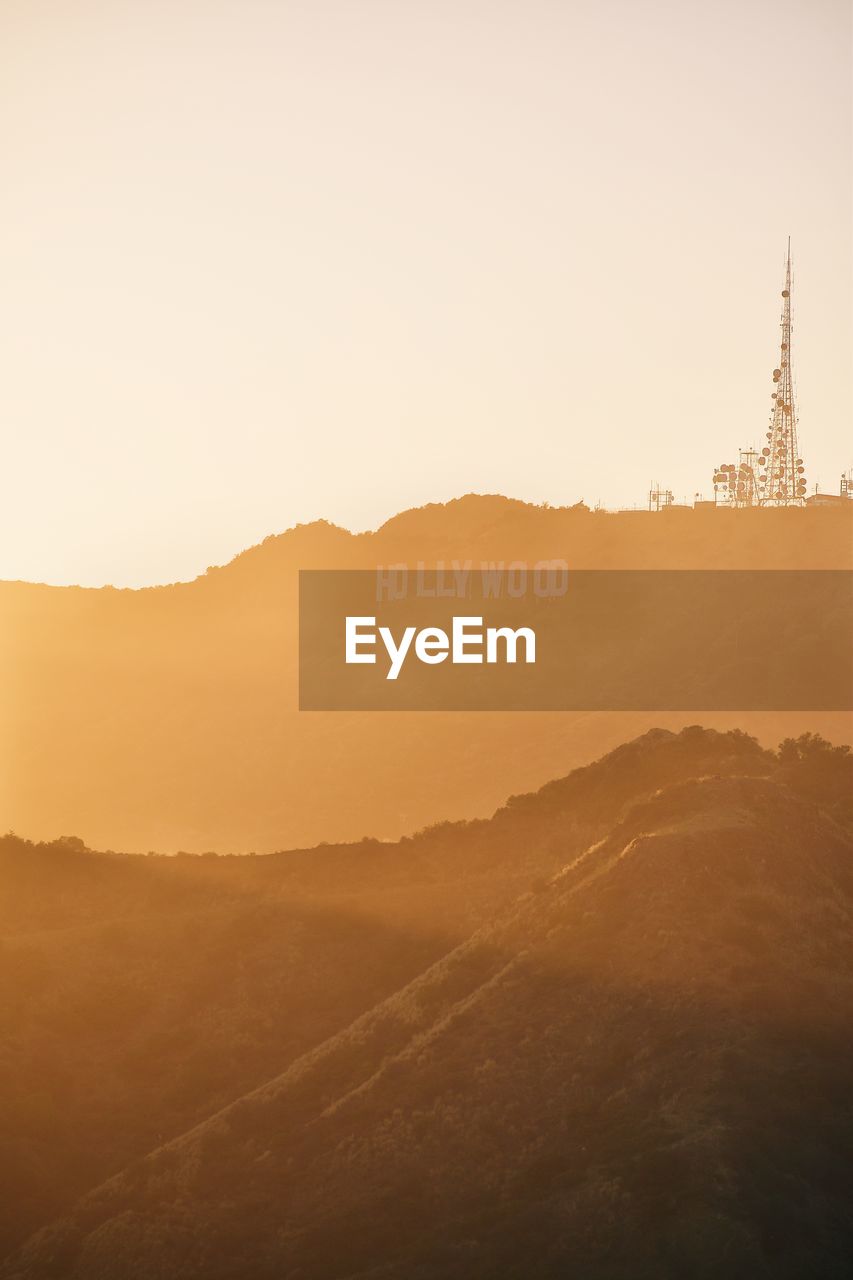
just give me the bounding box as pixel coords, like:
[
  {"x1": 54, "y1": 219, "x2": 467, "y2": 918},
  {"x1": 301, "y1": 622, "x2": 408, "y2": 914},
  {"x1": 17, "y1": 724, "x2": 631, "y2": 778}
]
[{"x1": 714, "y1": 240, "x2": 807, "y2": 506}]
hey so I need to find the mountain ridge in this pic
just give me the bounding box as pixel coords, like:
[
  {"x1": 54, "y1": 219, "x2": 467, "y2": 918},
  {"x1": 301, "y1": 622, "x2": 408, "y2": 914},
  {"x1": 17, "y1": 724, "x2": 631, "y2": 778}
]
[
  {"x1": 3, "y1": 491, "x2": 851, "y2": 854},
  {"x1": 3, "y1": 730, "x2": 852, "y2": 1278},
  {"x1": 3, "y1": 493, "x2": 852, "y2": 593}
]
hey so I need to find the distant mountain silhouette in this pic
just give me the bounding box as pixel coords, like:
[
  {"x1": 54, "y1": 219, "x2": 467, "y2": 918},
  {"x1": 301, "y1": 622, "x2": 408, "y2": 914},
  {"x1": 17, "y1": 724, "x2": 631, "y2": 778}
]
[
  {"x1": 1, "y1": 495, "x2": 851, "y2": 853},
  {"x1": 2, "y1": 726, "x2": 852, "y2": 1277}
]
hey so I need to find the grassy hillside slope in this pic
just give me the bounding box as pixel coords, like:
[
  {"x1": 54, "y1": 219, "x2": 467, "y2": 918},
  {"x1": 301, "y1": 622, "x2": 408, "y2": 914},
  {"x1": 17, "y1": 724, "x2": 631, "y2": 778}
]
[{"x1": 3, "y1": 727, "x2": 851, "y2": 1277}]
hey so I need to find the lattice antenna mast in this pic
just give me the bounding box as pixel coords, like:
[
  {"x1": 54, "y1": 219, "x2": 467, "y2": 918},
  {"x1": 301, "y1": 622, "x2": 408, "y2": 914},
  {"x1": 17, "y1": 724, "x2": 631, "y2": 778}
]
[{"x1": 758, "y1": 239, "x2": 806, "y2": 504}]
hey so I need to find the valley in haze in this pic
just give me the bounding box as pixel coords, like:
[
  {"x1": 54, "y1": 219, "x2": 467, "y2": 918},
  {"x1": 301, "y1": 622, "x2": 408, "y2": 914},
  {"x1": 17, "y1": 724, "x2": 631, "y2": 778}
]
[{"x1": 2, "y1": 495, "x2": 851, "y2": 854}]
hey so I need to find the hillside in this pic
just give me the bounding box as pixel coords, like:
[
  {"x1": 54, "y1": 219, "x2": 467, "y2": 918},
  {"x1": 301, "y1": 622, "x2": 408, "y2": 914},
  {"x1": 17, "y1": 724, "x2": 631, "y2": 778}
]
[
  {"x1": 2, "y1": 727, "x2": 852, "y2": 1277},
  {"x1": 2, "y1": 496, "x2": 851, "y2": 853}
]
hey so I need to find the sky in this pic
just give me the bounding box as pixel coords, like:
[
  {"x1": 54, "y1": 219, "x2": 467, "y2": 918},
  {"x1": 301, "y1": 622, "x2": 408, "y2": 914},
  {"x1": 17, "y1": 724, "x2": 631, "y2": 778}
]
[{"x1": 0, "y1": 0, "x2": 850, "y2": 587}]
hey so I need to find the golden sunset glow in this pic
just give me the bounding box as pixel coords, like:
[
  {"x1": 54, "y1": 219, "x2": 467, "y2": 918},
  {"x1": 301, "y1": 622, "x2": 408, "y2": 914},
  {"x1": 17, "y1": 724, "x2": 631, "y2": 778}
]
[{"x1": 0, "y1": 0, "x2": 850, "y2": 587}]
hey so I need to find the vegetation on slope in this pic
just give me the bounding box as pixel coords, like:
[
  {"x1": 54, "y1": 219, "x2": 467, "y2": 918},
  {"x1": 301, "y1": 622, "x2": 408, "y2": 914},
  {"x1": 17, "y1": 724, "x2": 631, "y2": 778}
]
[{"x1": 1, "y1": 729, "x2": 851, "y2": 1277}]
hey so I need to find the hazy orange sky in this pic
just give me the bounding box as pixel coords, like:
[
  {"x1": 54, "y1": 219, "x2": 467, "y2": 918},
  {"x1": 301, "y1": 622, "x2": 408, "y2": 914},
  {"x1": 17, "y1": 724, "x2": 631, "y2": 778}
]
[{"x1": 1, "y1": 0, "x2": 850, "y2": 587}]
